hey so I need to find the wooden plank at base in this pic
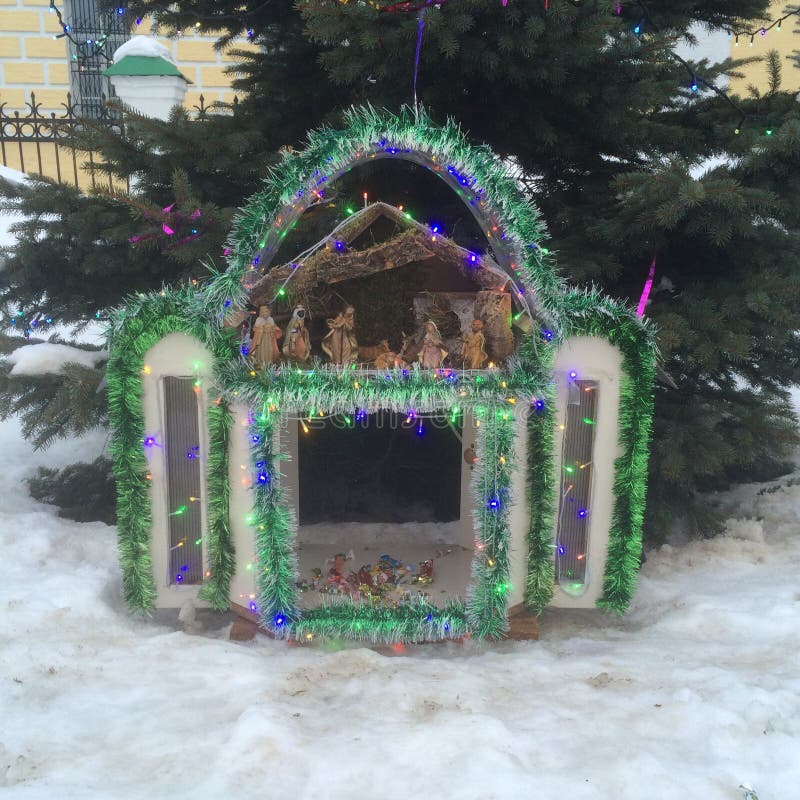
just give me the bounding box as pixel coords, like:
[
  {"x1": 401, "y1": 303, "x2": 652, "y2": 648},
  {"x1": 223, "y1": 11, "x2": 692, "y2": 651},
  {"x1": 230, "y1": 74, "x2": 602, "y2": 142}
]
[
  {"x1": 230, "y1": 600, "x2": 260, "y2": 623},
  {"x1": 229, "y1": 616, "x2": 259, "y2": 641},
  {"x1": 229, "y1": 601, "x2": 262, "y2": 641},
  {"x1": 507, "y1": 603, "x2": 540, "y2": 641}
]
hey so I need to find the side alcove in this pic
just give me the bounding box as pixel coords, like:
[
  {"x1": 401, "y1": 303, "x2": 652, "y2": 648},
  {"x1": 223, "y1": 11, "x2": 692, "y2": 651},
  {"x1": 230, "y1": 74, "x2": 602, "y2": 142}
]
[{"x1": 140, "y1": 332, "x2": 215, "y2": 608}]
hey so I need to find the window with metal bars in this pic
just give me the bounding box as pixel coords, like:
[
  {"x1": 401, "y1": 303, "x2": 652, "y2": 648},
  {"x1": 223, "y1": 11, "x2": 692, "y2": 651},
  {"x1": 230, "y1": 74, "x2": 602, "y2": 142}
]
[
  {"x1": 63, "y1": 0, "x2": 130, "y2": 118},
  {"x1": 555, "y1": 379, "x2": 598, "y2": 595},
  {"x1": 162, "y1": 377, "x2": 204, "y2": 586}
]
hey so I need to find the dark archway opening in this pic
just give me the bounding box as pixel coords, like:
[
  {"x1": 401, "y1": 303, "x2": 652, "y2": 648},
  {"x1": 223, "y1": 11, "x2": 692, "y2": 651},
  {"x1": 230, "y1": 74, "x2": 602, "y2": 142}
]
[{"x1": 298, "y1": 411, "x2": 462, "y2": 524}]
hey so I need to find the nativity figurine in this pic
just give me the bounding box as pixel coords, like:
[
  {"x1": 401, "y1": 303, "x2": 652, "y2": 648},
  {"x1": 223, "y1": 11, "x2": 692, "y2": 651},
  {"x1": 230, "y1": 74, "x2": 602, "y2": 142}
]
[
  {"x1": 321, "y1": 305, "x2": 358, "y2": 366},
  {"x1": 249, "y1": 305, "x2": 282, "y2": 367},
  {"x1": 418, "y1": 320, "x2": 448, "y2": 369},
  {"x1": 282, "y1": 305, "x2": 312, "y2": 363},
  {"x1": 461, "y1": 318, "x2": 488, "y2": 370}
]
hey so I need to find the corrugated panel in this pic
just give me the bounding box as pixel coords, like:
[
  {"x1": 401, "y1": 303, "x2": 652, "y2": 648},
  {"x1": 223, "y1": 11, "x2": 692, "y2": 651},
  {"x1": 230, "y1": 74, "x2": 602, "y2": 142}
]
[
  {"x1": 163, "y1": 377, "x2": 204, "y2": 585},
  {"x1": 555, "y1": 379, "x2": 598, "y2": 594}
]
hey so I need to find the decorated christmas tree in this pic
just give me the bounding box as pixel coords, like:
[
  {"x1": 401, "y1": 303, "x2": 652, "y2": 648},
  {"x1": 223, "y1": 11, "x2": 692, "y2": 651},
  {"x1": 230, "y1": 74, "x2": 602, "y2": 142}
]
[{"x1": 1, "y1": 0, "x2": 798, "y2": 541}]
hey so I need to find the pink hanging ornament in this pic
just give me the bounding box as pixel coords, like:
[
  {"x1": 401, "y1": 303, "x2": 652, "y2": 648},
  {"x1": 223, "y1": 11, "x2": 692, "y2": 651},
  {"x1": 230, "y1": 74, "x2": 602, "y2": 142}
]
[{"x1": 636, "y1": 257, "x2": 656, "y2": 318}]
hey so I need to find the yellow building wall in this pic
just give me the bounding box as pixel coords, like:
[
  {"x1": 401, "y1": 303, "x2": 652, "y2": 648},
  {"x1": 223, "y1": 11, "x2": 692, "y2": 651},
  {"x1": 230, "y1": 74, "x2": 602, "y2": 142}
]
[
  {"x1": 0, "y1": 2, "x2": 252, "y2": 185},
  {"x1": 729, "y1": 2, "x2": 800, "y2": 94},
  {"x1": 0, "y1": 140, "x2": 126, "y2": 191},
  {"x1": 0, "y1": 2, "x2": 248, "y2": 113}
]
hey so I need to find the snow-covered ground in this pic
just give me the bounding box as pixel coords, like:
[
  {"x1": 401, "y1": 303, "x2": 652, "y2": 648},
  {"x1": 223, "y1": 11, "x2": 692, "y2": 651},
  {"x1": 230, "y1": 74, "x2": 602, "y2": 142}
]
[{"x1": 1, "y1": 409, "x2": 799, "y2": 800}]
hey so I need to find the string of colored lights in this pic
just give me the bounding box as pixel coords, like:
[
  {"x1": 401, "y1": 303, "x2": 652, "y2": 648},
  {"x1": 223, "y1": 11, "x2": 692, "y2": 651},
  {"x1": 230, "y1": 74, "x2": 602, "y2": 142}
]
[
  {"x1": 723, "y1": 6, "x2": 800, "y2": 41},
  {"x1": 247, "y1": 399, "x2": 517, "y2": 640},
  {"x1": 622, "y1": 0, "x2": 800, "y2": 43},
  {"x1": 229, "y1": 110, "x2": 558, "y2": 332},
  {"x1": 45, "y1": 0, "x2": 265, "y2": 65},
  {"x1": 631, "y1": 0, "x2": 799, "y2": 134},
  {"x1": 310, "y1": 0, "x2": 785, "y2": 138},
  {"x1": 197, "y1": 398, "x2": 235, "y2": 609},
  {"x1": 255, "y1": 201, "x2": 535, "y2": 331},
  {"x1": 378, "y1": 0, "x2": 451, "y2": 11},
  {"x1": 466, "y1": 403, "x2": 514, "y2": 637},
  {"x1": 111, "y1": 282, "x2": 652, "y2": 631},
  {"x1": 48, "y1": 0, "x2": 123, "y2": 65},
  {"x1": 373, "y1": 0, "x2": 796, "y2": 138},
  {"x1": 552, "y1": 371, "x2": 596, "y2": 593}
]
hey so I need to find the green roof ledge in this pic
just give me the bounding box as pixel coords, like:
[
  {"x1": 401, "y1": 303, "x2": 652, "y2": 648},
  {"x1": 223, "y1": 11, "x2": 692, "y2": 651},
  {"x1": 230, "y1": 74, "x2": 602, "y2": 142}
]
[
  {"x1": 104, "y1": 55, "x2": 190, "y2": 81},
  {"x1": 102, "y1": 36, "x2": 191, "y2": 82}
]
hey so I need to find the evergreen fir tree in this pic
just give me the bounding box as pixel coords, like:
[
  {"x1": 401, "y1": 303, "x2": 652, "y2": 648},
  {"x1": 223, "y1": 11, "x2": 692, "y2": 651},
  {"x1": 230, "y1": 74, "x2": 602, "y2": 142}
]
[
  {"x1": 0, "y1": 0, "x2": 797, "y2": 540},
  {"x1": 295, "y1": 0, "x2": 800, "y2": 538}
]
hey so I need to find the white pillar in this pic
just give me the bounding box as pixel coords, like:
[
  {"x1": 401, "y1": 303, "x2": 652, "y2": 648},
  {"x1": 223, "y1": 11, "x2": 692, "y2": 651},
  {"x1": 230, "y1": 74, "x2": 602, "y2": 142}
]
[
  {"x1": 104, "y1": 37, "x2": 190, "y2": 121},
  {"x1": 108, "y1": 74, "x2": 188, "y2": 121}
]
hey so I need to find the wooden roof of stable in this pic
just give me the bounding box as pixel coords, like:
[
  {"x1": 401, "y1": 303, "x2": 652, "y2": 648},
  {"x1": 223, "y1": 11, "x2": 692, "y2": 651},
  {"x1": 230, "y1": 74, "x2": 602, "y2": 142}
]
[{"x1": 248, "y1": 202, "x2": 508, "y2": 308}]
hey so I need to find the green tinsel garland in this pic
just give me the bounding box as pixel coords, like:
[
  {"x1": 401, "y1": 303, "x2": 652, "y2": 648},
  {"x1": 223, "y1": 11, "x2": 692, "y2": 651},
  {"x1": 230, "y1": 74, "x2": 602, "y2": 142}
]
[
  {"x1": 224, "y1": 106, "x2": 563, "y2": 326},
  {"x1": 561, "y1": 290, "x2": 656, "y2": 612},
  {"x1": 249, "y1": 402, "x2": 517, "y2": 642},
  {"x1": 524, "y1": 393, "x2": 558, "y2": 613},
  {"x1": 107, "y1": 326, "x2": 157, "y2": 612},
  {"x1": 520, "y1": 291, "x2": 656, "y2": 615},
  {"x1": 250, "y1": 410, "x2": 301, "y2": 635},
  {"x1": 198, "y1": 400, "x2": 235, "y2": 610},
  {"x1": 106, "y1": 289, "x2": 239, "y2": 612},
  {"x1": 214, "y1": 358, "x2": 547, "y2": 416},
  {"x1": 467, "y1": 408, "x2": 515, "y2": 638},
  {"x1": 296, "y1": 598, "x2": 469, "y2": 644}
]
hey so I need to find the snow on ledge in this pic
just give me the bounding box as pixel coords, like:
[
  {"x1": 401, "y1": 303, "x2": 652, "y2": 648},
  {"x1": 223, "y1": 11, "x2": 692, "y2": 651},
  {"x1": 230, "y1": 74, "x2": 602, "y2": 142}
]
[
  {"x1": 0, "y1": 165, "x2": 27, "y2": 185},
  {"x1": 6, "y1": 343, "x2": 107, "y2": 376},
  {"x1": 112, "y1": 36, "x2": 176, "y2": 65}
]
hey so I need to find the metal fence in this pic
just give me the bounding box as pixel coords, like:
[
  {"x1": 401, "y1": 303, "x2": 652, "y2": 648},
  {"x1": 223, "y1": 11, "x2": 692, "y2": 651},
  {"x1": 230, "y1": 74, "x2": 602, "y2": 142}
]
[
  {"x1": 0, "y1": 91, "x2": 124, "y2": 190},
  {"x1": 0, "y1": 92, "x2": 232, "y2": 191}
]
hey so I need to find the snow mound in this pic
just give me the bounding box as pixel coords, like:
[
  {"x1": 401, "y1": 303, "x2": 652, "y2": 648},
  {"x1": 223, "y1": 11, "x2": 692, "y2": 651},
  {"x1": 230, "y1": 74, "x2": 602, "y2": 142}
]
[
  {"x1": 0, "y1": 165, "x2": 27, "y2": 185},
  {"x1": 723, "y1": 517, "x2": 765, "y2": 543},
  {"x1": 112, "y1": 36, "x2": 176, "y2": 65},
  {"x1": 6, "y1": 343, "x2": 107, "y2": 376}
]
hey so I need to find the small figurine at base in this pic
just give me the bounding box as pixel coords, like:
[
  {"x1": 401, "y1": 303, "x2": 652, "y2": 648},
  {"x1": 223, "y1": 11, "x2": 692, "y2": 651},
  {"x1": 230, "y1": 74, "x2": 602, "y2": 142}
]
[{"x1": 299, "y1": 549, "x2": 437, "y2": 607}]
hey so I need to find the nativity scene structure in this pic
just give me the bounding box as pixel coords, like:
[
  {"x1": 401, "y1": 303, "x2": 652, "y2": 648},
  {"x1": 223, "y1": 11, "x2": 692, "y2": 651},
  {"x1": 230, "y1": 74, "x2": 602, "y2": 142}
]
[{"x1": 108, "y1": 107, "x2": 655, "y2": 643}]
